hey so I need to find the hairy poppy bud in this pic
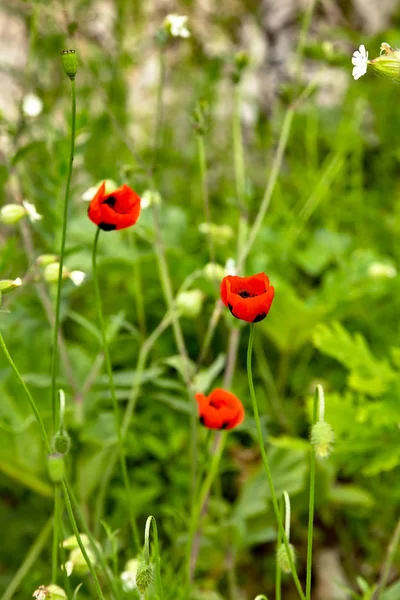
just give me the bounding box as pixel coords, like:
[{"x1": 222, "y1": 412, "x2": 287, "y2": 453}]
[
  {"x1": 135, "y1": 561, "x2": 154, "y2": 595},
  {"x1": 52, "y1": 430, "x2": 71, "y2": 455},
  {"x1": 0, "y1": 203, "x2": 26, "y2": 224},
  {"x1": 311, "y1": 420, "x2": 335, "y2": 458},
  {"x1": 0, "y1": 278, "x2": 22, "y2": 294},
  {"x1": 47, "y1": 453, "x2": 64, "y2": 483},
  {"x1": 33, "y1": 585, "x2": 67, "y2": 600},
  {"x1": 276, "y1": 543, "x2": 296, "y2": 574},
  {"x1": 60, "y1": 49, "x2": 78, "y2": 79}
]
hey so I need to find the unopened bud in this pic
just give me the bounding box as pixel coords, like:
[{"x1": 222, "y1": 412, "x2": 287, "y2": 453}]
[
  {"x1": 369, "y1": 43, "x2": 400, "y2": 82},
  {"x1": 36, "y1": 254, "x2": 59, "y2": 267},
  {"x1": 311, "y1": 420, "x2": 335, "y2": 458},
  {"x1": 65, "y1": 546, "x2": 96, "y2": 576},
  {"x1": 47, "y1": 453, "x2": 64, "y2": 483},
  {"x1": 0, "y1": 204, "x2": 26, "y2": 224},
  {"x1": 44, "y1": 262, "x2": 64, "y2": 283},
  {"x1": 176, "y1": 289, "x2": 204, "y2": 318},
  {"x1": 135, "y1": 561, "x2": 154, "y2": 594},
  {"x1": 52, "y1": 430, "x2": 71, "y2": 455},
  {"x1": 60, "y1": 49, "x2": 78, "y2": 79},
  {"x1": 0, "y1": 278, "x2": 22, "y2": 294},
  {"x1": 276, "y1": 543, "x2": 296, "y2": 574}
]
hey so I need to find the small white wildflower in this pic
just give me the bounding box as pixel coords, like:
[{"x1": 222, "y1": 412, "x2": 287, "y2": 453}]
[
  {"x1": 69, "y1": 270, "x2": 86, "y2": 286},
  {"x1": 141, "y1": 189, "x2": 162, "y2": 209},
  {"x1": 225, "y1": 258, "x2": 237, "y2": 276},
  {"x1": 368, "y1": 262, "x2": 397, "y2": 279},
  {"x1": 23, "y1": 93, "x2": 43, "y2": 118},
  {"x1": 352, "y1": 44, "x2": 368, "y2": 80},
  {"x1": 164, "y1": 14, "x2": 190, "y2": 38},
  {"x1": 13, "y1": 277, "x2": 22, "y2": 287},
  {"x1": 121, "y1": 571, "x2": 136, "y2": 592},
  {"x1": 22, "y1": 200, "x2": 42, "y2": 222},
  {"x1": 33, "y1": 586, "x2": 48, "y2": 600}
]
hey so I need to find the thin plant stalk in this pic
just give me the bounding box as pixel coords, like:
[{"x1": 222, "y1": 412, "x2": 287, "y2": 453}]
[
  {"x1": 196, "y1": 134, "x2": 215, "y2": 265},
  {"x1": 50, "y1": 76, "x2": 76, "y2": 431},
  {"x1": 247, "y1": 324, "x2": 305, "y2": 600},
  {"x1": 61, "y1": 481, "x2": 105, "y2": 600},
  {"x1": 232, "y1": 81, "x2": 248, "y2": 267},
  {"x1": 129, "y1": 230, "x2": 146, "y2": 337},
  {"x1": 187, "y1": 432, "x2": 227, "y2": 584},
  {"x1": 306, "y1": 387, "x2": 319, "y2": 600},
  {"x1": 0, "y1": 331, "x2": 51, "y2": 452},
  {"x1": 1, "y1": 517, "x2": 53, "y2": 600},
  {"x1": 275, "y1": 496, "x2": 283, "y2": 600},
  {"x1": 92, "y1": 227, "x2": 140, "y2": 550},
  {"x1": 375, "y1": 518, "x2": 400, "y2": 600},
  {"x1": 52, "y1": 488, "x2": 61, "y2": 583}
]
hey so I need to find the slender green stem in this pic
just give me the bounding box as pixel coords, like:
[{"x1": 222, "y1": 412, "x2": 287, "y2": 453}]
[
  {"x1": 1, "y1": 517, "x2": 53, "y2": 600},
  {"x1": 276, "y1": 497, "x2": 283, "y2": 600},
  {"x1": 247, "y1": 324, "x2": 305, "y2": 600},
  {"x1": 294, "y1": 0, "x2": 319, "y2": 80},
  {"x1": 232, "y1": 82, "x2": 248, "y2": 267},
  {"x1": 0, "y1": 331, "x2": 51, "y2": 452},
  {"x1": 196, "y1": 134, "x2": 215, "y2": 265},
  {"x1": 376, "y1": 518, "x2": 400, "y2": 600},
  {"x1": 50, "y1": 77, "x2": 76, "y2": 432},
  {"x1": 187, "y1": 432, "x2": 227, "y2": 584},
  {"x1": 61, "y1": 481, "x2": 105, "y2": 600},
  {"x1": 92, "y1": 228, "x2": 140, "y2": 550},
  {"x1": 57, "y1": 497, "x2": 72, "y2": 597},
  {"x1": 129, "y1": 231, "x2": 146, "y2": 337},
  {"x1": 306, "y1": 388, "x2": 318, "y2": 600},
  {"x1": 52, "y1": 487, "x2": 60, "y2": 583}
]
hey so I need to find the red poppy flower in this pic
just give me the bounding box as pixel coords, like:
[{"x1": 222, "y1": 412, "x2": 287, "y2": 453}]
[
  {"x1": 87, "y1": 182, "x2": 141, "y2": 231},
  {"x1": 220, "y1": 272, "x2": 274, "y2": 323},
  {"x1": 195, "y1": 388, "x2": 244, "y2": 430}
]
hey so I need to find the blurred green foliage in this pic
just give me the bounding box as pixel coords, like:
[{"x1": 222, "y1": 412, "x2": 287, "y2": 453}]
[{"x1": 1, "y1": 1, "x2": 400, "y2": 599}]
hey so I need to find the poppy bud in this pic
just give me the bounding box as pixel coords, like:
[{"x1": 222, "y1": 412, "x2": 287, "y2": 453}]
[
  {"x1": 176, "y1": 289, "x2": 204, "y2": 318},
  {"x1": 60, "y1": 49, "x2": 78, "y2": 79},
  {"x1": 33, "y1": 585, "x2": 67, "y2": 600},
  {"x1": 52, "y1": 430, "x2": 71, "y2": 455},
  {"x1": 36, "y1": 254, "x2": 59, "y2": 267},
  {"x1": 276, "y1": 542, "x2": 296, "y2": 574},
  {"x1": 135, "y1": 561, "x2": 154, "y2": 595},
  {"x1": 311, "y1": 420, "x2": 335, "y2": 458},
  {"x1": 47, "y1": 453, "x2": 64, "y2": 483},
  {"x1": 0, "y1": 203, "x2": 26, "y2": 224},
  {"x1": 0, "y1": 278, "x2": 22, "y2": 294}
]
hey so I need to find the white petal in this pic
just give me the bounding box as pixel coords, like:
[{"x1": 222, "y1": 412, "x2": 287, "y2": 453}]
[
  {"x1": 22, "y1": 93, "x2": 43, "y2": 117},
  {"x1": 69, "y1": 271, "x2": 86, "y2": 286},
  {"x1": 22, "y1": 200, "x2": 42, "y2": 222},
  {"x1": 13, "y1": 277, "x2": 22, "y2": 287}
]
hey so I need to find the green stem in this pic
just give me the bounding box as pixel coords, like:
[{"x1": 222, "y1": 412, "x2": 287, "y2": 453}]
[
  {"x1": 376, "y1": 518, "x2": 400, "y2": 600},
  {"x1": 91, "y1": 228, "x2": 140, "y2": 550},
  {"x1": 50, "y1": 77, "x2": 76, "y2": 432},
  {"x1": 306, "y1": 388, "x2": 318, "y2": 600},
  {"x1": 1, "y1": 517, "x2": 53, "y2": 600},
  {"x1": 129, "y1": 231, "x2": 146, "y2": 337},
  {"x1": 232, "y1": 82, "x2": 248, "y2": 267},
  {"x1": 0, "y1": 331, "x2": 51, "y2": 452},
  {"x1": 57, "y1": 496, "x2": 72, "y2": 597},
  {"x1": 64, "y1": 479, "x2": 121, "y2": 600},
  {"x1": 196, "y1": 134, "x2": 215, "y2": 265},
  {"x1": 187, "y1": 432, "x2": 227, "y2": 584},
  {"x1": 61, "y1": 481, "x2": 105, "y2": 600},
  {"x1": 247, "y1": 324, "x2": 305, "y2": 600},
  {"x1": 52, "y1": 487, "x2": 60, "y2": 583},
  {"x1": 276, "y1": 497, "x2": 283, "y2": 600}
]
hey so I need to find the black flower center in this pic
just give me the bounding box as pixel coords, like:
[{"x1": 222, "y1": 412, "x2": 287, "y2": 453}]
[
  {"x1": 238, "y1": 290, "x2": 257, "y2": 299},
  {"x1": 103, "y1": 196, "x2": 117, "y2": 209}
]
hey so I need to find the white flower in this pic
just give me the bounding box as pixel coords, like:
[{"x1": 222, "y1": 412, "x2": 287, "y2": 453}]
[
  {"x1": 13, "y1": 277, "x2": 22, "y2": 287},
  {"x1": 22, "y1": 200, "x2": 42, "y2": 222},
  {"x1": 164, "y1": 14, "x2": 190, "y2": 38},
  {"x1": 225, "y1": 258, "x2": 237, "y2": 276},
  {"x1": 121, "y1": 571, "x2": 136, "y2": 592},
  {"x1": 140, "y1": 189, "x2": 162, "y2": 209},
  {"x1": 69, "y1": 270, "x2": 86, "y2": 286},
  {"x1": 23, "y1": 93, "x2": 43, "y2": 117},
  {"x1": 81, "y1": 180, "x2": 118, "y2": 202},
  {"x1": 352, "y1": 44, "x2": 368, "y2": 80},
  {"x1": 33, "y1": 586, "x2": 48, "y2": 600}
]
